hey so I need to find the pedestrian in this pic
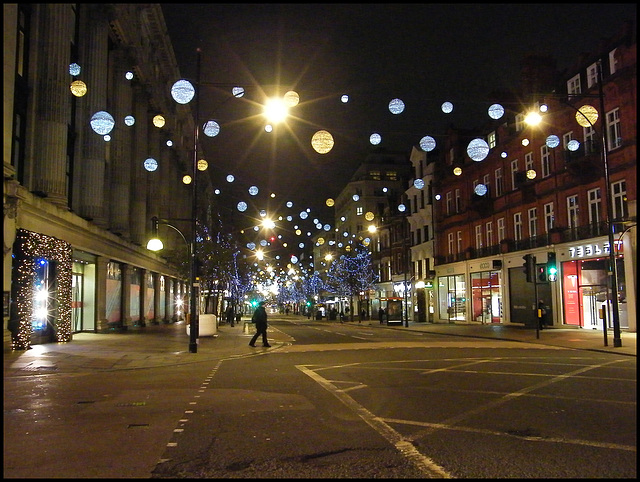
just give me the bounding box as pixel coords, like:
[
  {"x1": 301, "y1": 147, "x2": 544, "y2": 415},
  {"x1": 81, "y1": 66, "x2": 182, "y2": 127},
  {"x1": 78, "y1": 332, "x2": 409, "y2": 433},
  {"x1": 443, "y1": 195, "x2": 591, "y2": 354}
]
[
  {"x1": 285, "y1": 307, "x2": 290, "y2": 315},
  {"x1": 360, "y1": 309, "x2": 366, "y2": 323},
  {"x1": 225, "y1": 305, "x2": 235, "y2": 327},
  {"x1": 378, "y1": 307, "x2": 385, "y2": 324},
  {"x1": 339, "y1": 310, "x2": 344, "y2": 323},
  {"x1": 249, "y1": 301, "x2": 271, "y2": 347},
  {"x1": 538, "y1": 299, "x2": 548, "y2": 330}
]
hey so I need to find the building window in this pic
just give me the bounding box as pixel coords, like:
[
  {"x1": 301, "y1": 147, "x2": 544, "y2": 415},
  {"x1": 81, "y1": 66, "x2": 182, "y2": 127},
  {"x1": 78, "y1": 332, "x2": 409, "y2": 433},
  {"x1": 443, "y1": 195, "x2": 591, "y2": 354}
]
[
  {"x1": 455, "y1": 188, "x2": 461, "y2": 213},
  {"x1": 510, "y1": 160, "x2": 518, "y2": 190},
  {"x1": 495, "y1": 167, "x2": 503, "y2": 196},
  {"x1": 420, "y1": 190, "x2": 425, "y2": 209},
  {"x1": 567, "y1": 73, "x2": 581, "y2": 97},
  {"x1": 563, "y1": 131, "x2": 574, "y2": 149},
  {"x1": 456, "y1": 230, "x2": 463, "y2": 254},
  {"x1": 448, "y1": 232, "x2": 454, "y2": 255},
  {"x1": 483, "y1": 174, "x2": 490, "y2": 196},
  {"x1": 606, "y1": 108, "x2": 621, "y2": 150},
  {"x1": 356, "y1": 206, "x2": 363, "y2": 216},
  {"x1": 587, "y1": 62, "x2": 598, "y2": 88},
  {"x1": 487, "y1": 130, "x2": 497, "y2": 149},
  {"x1": 611, "y1": 179, "x2": 627, "y2": 220},
  {"x1": 446, "y1": 191, "x2": 452, "y2": 215},
  {"x1": 540, "y1": 145, "x2": 551, "y2": 178},
  {"x1": 528, "y1": 208, "x2": 537, "y2": 238},
  {"x1": 485, "y1": 221, "x2": 493, "y2": 246},
  {"x1": 385, "y1": 171, "x2": 398, "y2": 181},
  {"x1": 567, "y1": 195, "x2": 579, "y2": 229},
  {"x1": 514, "y1": 212, "x2": 522, "y2": 241},
  {"x1": 609, "y1": 48, "x2": 618, "y2": 75},
  {"x1": 438, "y1": 274, "x2": 466, "y2": 322},
  {"x1": 497, "y1": 217, "x2": 505, "y2": 243},
  {"x1": 369, "y1": 170, "x2": 381, "y2": 180},
  {"x1": 544, "y1": 202, "x2": 554, "y2": 232},
  {"x1": 448, "y1": 147, "x2": 454, "y2": 165},
  {"x1": 584, "y1": 125, "x2": 597, "y2": 154},
  {"x1": 524, "y1": 152, "x2": 533, "y2": 172},
  {"x1": 587, "y1": 188, "x2": 601, "y2": 224},
  {"x1": 515, "y1": 113, "x2": 525, "y2": 132},
  {"x1": 475, "y1": 225, "x2": 482, "y2": 249}
]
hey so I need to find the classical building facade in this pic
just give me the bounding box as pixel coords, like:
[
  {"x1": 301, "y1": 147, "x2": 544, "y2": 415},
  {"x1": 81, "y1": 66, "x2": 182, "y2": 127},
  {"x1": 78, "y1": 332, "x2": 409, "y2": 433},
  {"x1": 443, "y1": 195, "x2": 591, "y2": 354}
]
[{"x1": 4, "y1": 4, "x2": 201, "y2": 349}]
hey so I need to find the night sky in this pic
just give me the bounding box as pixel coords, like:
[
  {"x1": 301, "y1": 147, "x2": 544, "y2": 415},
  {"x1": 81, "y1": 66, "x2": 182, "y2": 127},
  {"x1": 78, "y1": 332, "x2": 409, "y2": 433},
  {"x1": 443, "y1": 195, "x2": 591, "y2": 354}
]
[{"x1": 160, "y1": 3, "x2": 636, "y2": 259}]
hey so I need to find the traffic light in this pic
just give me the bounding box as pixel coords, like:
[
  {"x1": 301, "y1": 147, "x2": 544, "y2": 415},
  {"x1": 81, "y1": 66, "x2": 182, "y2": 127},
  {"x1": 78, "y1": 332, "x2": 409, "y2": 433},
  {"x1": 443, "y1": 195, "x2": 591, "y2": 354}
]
[
  {"x1": 547, "y1": 252, "x2": 557, "y2": 281},
  {"x1": 537, "y1": 265, "x2": 547, "y2": 283},
  {"x1": 522, "y1": 254, "x2": 535, "y2": 283}
]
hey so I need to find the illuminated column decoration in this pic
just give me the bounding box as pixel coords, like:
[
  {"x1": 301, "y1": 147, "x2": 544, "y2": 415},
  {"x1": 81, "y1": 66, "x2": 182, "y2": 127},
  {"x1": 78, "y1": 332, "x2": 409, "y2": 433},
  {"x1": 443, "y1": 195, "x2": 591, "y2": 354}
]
[{"x1": 11, "y1": 229, "x2": 73, "y2": 350}]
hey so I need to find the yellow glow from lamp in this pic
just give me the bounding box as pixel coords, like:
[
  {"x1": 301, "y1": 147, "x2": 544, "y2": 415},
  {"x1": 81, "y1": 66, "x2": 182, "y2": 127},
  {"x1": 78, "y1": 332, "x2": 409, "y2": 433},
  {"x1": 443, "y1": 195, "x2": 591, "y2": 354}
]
[
  {"x1": 526, "y1": 169, "x2": 537, "y2": 180},
  {"x1": 364, "y1": 211, "x2": 374, "y2": 221},
  {"x1": 264, "y1": 97, "x2": 289, "y2": 124},
  {"x1": 524, "y1": 111, "x2": 542, "y2": 126},
  {"x1": 453, "y1": 167, "x2": 462, "y2": 176},
  {"x1": 197, "y1": 159, "x2": 208, "y2": 171},
  {"x1": 182, "y1": 174, "x2": 192, "y2": 184},
  {"x1": 326, "y1": 198, "x2": 335, "y2": 207},
  {"x1": 70, "y1": 80, "x2": 87, "y2": 97},
  {"x1": 147, "y1": 238, "x2": 164, "y2": 251}
]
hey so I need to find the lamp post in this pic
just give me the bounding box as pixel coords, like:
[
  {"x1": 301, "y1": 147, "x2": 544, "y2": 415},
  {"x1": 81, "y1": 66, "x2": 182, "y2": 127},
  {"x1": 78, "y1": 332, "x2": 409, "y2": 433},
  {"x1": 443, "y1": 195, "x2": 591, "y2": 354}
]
[
  {"x1": 147, "y1": 216, "x2": 195, "y2": 347},
  {"x1": 528, "y1": 60, "x2": 622, "y2": 347}
]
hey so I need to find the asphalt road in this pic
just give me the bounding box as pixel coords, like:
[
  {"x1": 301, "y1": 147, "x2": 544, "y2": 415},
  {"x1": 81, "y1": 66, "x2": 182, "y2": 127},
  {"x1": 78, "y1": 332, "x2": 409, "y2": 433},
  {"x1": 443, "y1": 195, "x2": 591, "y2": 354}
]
[{"x1": 4, "y1": 317, "x2": 636, "y2": 478}]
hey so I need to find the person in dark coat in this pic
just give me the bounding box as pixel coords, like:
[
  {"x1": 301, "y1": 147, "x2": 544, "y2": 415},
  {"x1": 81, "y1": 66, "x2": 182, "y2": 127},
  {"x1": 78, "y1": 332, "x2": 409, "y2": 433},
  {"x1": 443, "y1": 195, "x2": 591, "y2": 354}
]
[
  {"x1": 249, "y1": 301, "x2": 271, "y2": 347},
  {"x1": 225, "y1": 305, "x2": 235, "y2": 327},
  {"x1": 378, "y1": 307, "x2": 385, "y2": 324}
]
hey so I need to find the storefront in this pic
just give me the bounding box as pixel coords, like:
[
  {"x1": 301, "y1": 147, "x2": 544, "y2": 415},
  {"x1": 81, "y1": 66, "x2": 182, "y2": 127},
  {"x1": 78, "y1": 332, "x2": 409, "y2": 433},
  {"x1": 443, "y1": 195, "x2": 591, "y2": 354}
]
[
  {"x1": 469, "y1": 267, "x2": 503, "y2": 324},
  {"x1": 560, "y1": 239, "x2": 627, "y2": 330},
  {"x1": 437, "y1": 270, "x2": 467, "y2": 322}
]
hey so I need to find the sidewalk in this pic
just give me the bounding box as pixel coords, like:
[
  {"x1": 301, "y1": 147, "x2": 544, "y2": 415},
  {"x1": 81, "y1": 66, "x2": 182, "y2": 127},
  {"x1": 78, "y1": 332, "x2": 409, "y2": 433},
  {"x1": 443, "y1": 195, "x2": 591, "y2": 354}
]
[{"x1": 4, "y1": 316, "x2": 635, "y2": 377}]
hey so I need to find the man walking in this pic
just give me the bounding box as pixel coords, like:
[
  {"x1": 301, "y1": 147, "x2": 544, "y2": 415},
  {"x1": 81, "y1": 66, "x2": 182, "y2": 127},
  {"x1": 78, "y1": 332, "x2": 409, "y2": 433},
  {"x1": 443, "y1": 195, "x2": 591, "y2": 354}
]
[{"x1": 249, "y1": 301, "x2": 271, "y2": 347}]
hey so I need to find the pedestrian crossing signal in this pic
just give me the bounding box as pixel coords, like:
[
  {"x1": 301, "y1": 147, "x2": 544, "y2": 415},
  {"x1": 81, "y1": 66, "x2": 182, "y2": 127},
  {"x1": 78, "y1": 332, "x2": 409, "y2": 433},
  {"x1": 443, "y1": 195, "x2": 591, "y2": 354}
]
[{"x1": 547, "y1": 252, "x2": 557, "y2": 281}]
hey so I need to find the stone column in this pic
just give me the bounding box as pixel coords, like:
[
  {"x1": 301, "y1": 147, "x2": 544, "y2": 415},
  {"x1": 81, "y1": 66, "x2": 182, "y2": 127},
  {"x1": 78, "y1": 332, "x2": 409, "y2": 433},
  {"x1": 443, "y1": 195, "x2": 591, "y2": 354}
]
[
  {"x1": 120, "y1": 263, "x2": 131, "y2": 329},
  {"x1": 31, "y1": 4, "x2": 75, "y2": 207},
  {"x1": 130, "y1": 85, "x2": 149, "y2": 245},
  {"x1": 94, "y1": 256, "x2": 109, "y2": 332}
]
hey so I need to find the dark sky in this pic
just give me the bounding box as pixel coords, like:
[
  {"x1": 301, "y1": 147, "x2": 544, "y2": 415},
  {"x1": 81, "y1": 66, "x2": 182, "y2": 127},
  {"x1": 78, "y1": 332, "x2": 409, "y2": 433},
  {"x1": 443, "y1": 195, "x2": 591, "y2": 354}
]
[{"x1": 161, "y1": 3, "x2": 636, "y2": 259}]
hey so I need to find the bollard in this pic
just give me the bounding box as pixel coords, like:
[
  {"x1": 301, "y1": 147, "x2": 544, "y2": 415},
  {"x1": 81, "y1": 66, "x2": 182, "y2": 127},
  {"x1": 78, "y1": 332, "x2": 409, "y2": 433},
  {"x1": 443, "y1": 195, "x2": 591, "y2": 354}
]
[{"x1": 243, "y1": 322, "x2": 251, "y2": 334}]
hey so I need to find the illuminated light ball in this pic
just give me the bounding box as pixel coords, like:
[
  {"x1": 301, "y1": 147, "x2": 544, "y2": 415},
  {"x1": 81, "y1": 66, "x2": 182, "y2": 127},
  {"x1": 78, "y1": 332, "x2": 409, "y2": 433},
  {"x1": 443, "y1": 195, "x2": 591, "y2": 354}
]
[
  {"x1": 341, "y1": 94, "x2": 349, "y2": 103},
  {"x1": 324, "y1": 224, "x2": 331, "y2": 231},
  {"x1": 152, "y1": 115, "x2": 165, "y2": 128},
  {"x1": 286, "y1": 201, "x2": 293, "y2": 208},
  {"x1": 388, "y1": 98, "x2": 405, "y2": 114},
  {"x1": 203, "y1": 120, "x2": 220, "y2": 137},
  {"x1": 283, "y1": 90, "x2": 300, "y2": 107},
  {"x1": 441, "y1": 101, "x2": 454, "y2": 113},
  {"x1": 526, "y1": 169, "x2": 537, "y2": 180},
  {"x1": 260, "y1": 239, "x2": 267, "y2": 246},
  {"x1": 369, "y1": 133, "x2": 381, "y2": 145},
  {"x1": 298, "y1": 243, "x2": 305, "y2": 249},
  {"x1": 311, "y1": 130, "x2": 334, "y2": 154},
  {"x1": 398, "y1": 203, "x2": 407, "y2": 213},
  {"x1": 265, "y1": 124, "x2": 273, "y2": 133},
  {"x1": 419, "y1": 135, "x2": 436, "y2": 152},
  {"x1": 501, "y1": 151, "x2": 508, "y2": 158},
  {"x1": 342, "y1": 231, "x2": 349, "y2": 237},
  {"x1": 567, "y1": 139, "x2": 580, "y2": 151},
  {"x1": 69, "y1": 63, "x2": 81, "y2": 76},
  {"x1": 260, "y1": 210, "x2": 267, "y2": 218},
  {"x1": 124, "y1": 115, "x2": 135, "y2": 126},
  {"x1": 300, "y1": 211, "x2": 308, "y2": 220},
  {"x1": 435, "y1": 194, "x2": 441, "y2": 201},
  {"x1": 125, "y1": 71, "x2": 134, "y2": 80},
  {"x1": 317, "y1": 237, "x2": 325, "y2": 245},
  {"x1": 254, "y1": 226, "x2": 260, "y2": 232},
  {"x1": 70, "y1": 80, "x2": 87, "y2": 97},
  {"x1": 576, "y1": 105, "x2": 598, "y2": 127},
  {"x1": 171, "y1": 79, "x2": 195, "y2": 104},
  {"x1": 249, "y1": 186, "x2": 259, "y2": 196},
  {"x1": 182, "y1": 174, "x2": 192, "y2": 185},
  {"x1": 103, "y1": 135, "x2": 111, "y2": 142},
  {"x1": 340, "y1": 216, "x2": 346, "y2": 222},
  {"x1": 352, "y1": 194, "x2": 359, "y2": 201},
  {"x1": 467, "y1": 138, "x2": 490, "y2": 161},
  {"x1": 295, "y1": 229, "x2": 302, "y2": 235},
  {"x1": 453, "y1": 167, "x2": 462, "y2": 176},
  {"x1": 326, "y1": 198, "x2": 335, "y2": 207},
  {"x1": 474, "y1": 183, "x2": 488, "y2": 196},
  {"x1": 546, "y1": 135, "x2": 560, "y2": 148},
  {"x1": 363, "y1": 238, "x2": 371, "y2": 247},
  {"x1": 143, "y1": 158, "x2": 158, "y2": 172},
  {"x1": 232, "y1": 86, "x2": 245, "y2": 97},
  {"x1": 90, "y1": 111, "x2": 115, "y2": 135},
  {"x1": 364, "y1": 211, "x2": 375, "y2": 221},
  {"x1": 214, "y1": 189, "x2": 220, "y2": 195},
  {"x1": 270, "y1": 192, "x2": 276, "y2": 198},
  {"x1": 488, "y1": 103, "x2": 505, "y2": 120},
  {"x1": 291, "y1": 256, "x2": 298, "y2": 264},
  {"x1": 166, "y1": 140, "x2": 173, "y2": 147},
  {"x1": 197, "y1": 159, "x2": 208, "y2": 171},
  {"x1": 226, "y1": 174, "x2": 235, "y2": 183},
  {"x1": 414, "y1": 179, "x2": 425, "y2": 189},
  {"x1": 286, "y1": 215, "x2": 293, "y2": 221},
  {"x1": 237, "y1": 201, "x2": 248, "y2": 212},
  {"x1": 247, "y1": 242, "x2": 255, "y2": 250},
  {"x1": 521, "y1": 138, "x2": 530, "y2": 146}
]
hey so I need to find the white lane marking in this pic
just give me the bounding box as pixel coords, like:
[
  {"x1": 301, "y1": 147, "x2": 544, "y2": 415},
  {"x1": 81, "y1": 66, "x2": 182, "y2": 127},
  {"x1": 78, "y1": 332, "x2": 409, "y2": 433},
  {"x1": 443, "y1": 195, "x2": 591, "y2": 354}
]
[{"x1": 296, "y1": 364, "x2": 453, "y2": 478}]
